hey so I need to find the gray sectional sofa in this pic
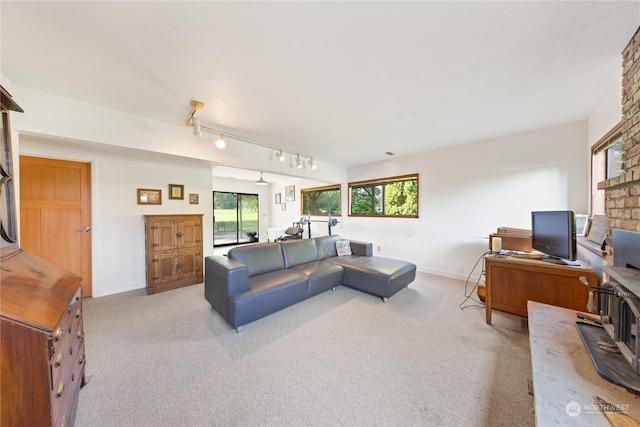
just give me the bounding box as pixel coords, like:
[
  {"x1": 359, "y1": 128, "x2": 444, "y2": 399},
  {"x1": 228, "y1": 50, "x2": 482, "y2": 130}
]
[{"x1": 204, "y1": 234, "x2": 416, "y2": 332}]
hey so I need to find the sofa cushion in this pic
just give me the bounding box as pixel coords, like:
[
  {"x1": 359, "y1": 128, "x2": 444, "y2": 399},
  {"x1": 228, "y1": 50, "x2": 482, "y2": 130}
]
[
  {"x1": 326, "y1": 255, "x2": 417, "y2": 298},
  {"x1": 290, "y1": 260, "x2": 344, "y2": 296},
  {"x1": 228, "y1": 243, "x2": 285, "y2": 277},
  {"x1": 315, "y1": 235, "x2": 341, "y2": 259},
  {"x1": 228, "y1": 269, "x2": 309, "y2": 327},
  {"x1": 281, "y1": 239, "x2": 320, "y2": 268}
]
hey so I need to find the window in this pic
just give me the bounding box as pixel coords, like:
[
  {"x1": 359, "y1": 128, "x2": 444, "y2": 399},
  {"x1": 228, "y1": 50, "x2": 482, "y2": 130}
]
[
  {"x1": 591, "y1": 122, "x2": 623, "y2": 215},
  {"x1": 301, "y1": 184, "x2": 341, "y2": 215},
  {"x1": 349, "y1": 174, "x2": 418, "y2": 217},
  {"x1": 213, "y1": 191, "x2": 259, "y2": 246}
]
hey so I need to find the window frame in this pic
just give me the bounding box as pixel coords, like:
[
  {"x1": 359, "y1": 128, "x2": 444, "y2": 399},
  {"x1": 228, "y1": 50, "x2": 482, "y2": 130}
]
[
  {"x1": 301, "y1": 184, "x2": 341, "y2": 216},
  {"x1": 212, "y1": 191, "x2": 260, "y2": 247},
  {"x1": 591, "y1": 121, "x2": 623, "y2": 216},
  {"x1": 348, "y1": 173, "x2": 419, "y2": 218}
]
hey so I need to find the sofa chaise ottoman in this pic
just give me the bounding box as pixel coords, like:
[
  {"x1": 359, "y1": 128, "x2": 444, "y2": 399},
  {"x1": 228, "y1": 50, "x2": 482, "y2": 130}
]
[{"x1": 204, "y1": 235, "x2": 416, "y2": 332}]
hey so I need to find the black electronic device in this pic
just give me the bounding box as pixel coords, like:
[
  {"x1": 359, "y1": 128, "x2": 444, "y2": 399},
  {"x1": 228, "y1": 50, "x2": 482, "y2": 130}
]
[{"x1": 531, "y1": 210, "x2": 577, "y2": 264}]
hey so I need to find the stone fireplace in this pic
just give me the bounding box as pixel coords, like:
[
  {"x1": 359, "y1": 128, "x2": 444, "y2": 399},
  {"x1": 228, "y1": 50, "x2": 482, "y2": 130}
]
[{"x1": 598, "y1": 27, "x2": 640, "y2": 265}]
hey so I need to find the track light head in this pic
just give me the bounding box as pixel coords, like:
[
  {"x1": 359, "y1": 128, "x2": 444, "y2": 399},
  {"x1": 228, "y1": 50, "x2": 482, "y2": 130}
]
[
  {"x1": 216, "y1": 134, "x2": 226, "y2": 149},
  {"x1": 296, "y1": 154, "x2": 303, "y2": 169},
  {"x1": 192, "y1": 117, "x2": 201, "y2": 136},
  {"x1": 277, "y1": 150, "x2": 285, "y2": 161},
  {"x1": 308, "y1": 158, "x2": 317, "y2": 170}
]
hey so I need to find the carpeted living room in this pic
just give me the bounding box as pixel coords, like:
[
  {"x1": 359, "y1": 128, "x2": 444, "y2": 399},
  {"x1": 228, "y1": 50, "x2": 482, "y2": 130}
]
[
  {"x1": 2, "y1": 2, "x2": 640, "y2": 427},
  {"x1": 75, "y1": 272, "x2": 534, "y2": 426}
]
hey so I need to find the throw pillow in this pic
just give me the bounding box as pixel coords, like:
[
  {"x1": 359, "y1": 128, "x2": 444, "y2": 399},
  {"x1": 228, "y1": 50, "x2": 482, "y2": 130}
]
[{"x1": 336, "y1": 240, "x2": 352, "y2": 256}]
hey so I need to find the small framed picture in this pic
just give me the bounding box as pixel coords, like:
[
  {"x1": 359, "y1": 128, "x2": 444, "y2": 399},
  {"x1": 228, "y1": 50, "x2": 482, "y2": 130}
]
[
  {"x1": 168, "y1": 184, "x2": 184, "y2": 200},
  {"x1": 137, "y1": 188, "x2": 162, "y2": 205},
  {"x1": 189, "y1": 193, "x2": 199, "y2": 204},
  {"x1": 275, "y1": 193, "x2": 281, "y2": 204},
  {"x1": 281, "y1": 203, "x2": 286, "y2": 211},
  {"x1": 575, "y1": 214, "x2": 589, "y2": 237},
  {"x1": 285, "y1": 185, "x2": 295, "y2": 202}
]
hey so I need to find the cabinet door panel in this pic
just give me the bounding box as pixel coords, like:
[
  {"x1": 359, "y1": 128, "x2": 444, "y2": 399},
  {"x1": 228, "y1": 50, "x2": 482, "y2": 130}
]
[
  {"x1": 149, "y1": 251, "x2": 179, "y2": 284},
  {"x1": 178, "y1": 247, "x2": 202, "y2": 280},
  {"x1": 151, "y1": 220, "x2": 178, "y2": 251},
  {"x1": 180, "y1": 218, "x2": 202, "y2": 248}
]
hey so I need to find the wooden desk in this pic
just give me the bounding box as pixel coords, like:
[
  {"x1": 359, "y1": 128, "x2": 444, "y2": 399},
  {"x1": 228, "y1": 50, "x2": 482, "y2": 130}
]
[
  {"x1": 528, "y1": 302, "x2": 640, "y2": 426},
  {"x1": 485, "y1": 255, "x2": 597, "y2": 324}
]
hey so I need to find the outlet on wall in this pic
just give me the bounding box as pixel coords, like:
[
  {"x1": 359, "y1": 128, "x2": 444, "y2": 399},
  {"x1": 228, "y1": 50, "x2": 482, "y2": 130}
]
[{"x1": 377, "y1": 246, "x2": 381, "y2": 252}]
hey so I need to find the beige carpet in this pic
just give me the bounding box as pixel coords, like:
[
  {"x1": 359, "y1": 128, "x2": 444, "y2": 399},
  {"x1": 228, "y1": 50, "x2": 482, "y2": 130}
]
[{"x1": 76, "y1": 271, "x2": 534, "y2": 426}]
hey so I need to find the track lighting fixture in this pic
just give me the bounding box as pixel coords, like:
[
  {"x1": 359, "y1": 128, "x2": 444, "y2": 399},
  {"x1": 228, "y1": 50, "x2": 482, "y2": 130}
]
[
  {"x1": 216, "y1": 134, "x2": 226, "y2": 149},
  {"x1": 255, "y1": 172, "x2": 268, "y2": 186},
  {"x1": 184, "y1": 100, "x2": 317, "y2": 170},
  {"x1": 192, "y1": 117, "x2": 201, "y2": 136}
]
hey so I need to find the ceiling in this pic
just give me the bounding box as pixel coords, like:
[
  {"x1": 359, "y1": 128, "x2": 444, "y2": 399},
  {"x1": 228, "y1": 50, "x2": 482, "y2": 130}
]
[{"x1": 2, "y1": 1, "x2": 640, "y2": 177}]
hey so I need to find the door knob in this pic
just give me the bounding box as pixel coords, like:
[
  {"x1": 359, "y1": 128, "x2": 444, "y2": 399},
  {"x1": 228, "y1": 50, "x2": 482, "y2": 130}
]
[{"x1": 77, "y1": 226, "x2": 91, "y2": 232}]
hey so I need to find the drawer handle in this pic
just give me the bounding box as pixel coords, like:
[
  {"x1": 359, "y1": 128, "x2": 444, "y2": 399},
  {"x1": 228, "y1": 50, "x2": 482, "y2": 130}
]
[
  {"x1": 56, "y1": 382, "x2": 65, "y2": 397},
  {"x1": 79, "y1": 354, "x2": 85, "y2": 365},
  {"x1": 53, "y1": 327, "x2": 64, "y2": 342},
  {"x1": 76, "y1": 308, "x2": 82, "y2": 318},
  {"x1": 77, "y1": 330, "x2": 85, "y2": 339},
  {"x1": 61, "y1": 413, "x2": 69, "y2": 427},
  {"x1": 55, "y1": 352, "x2": 64, "y2": 367}
]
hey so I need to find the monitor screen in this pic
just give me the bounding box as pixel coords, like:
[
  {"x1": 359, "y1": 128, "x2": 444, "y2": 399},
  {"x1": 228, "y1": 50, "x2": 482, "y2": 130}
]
[{"x1": 531, "y1": 210, "x2": 576, "y2": 262}]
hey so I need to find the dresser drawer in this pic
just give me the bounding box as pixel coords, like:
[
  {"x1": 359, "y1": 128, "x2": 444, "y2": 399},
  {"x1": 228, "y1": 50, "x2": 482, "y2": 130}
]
[
  {"x1": 52, "y1": 343, "x2": 84, "y2": 427},
  {"x1": 50, "y1": 287, "x2": 85, "y2": 426},
  {"x1": 50, "y1": 290, "x2": 83, "y2": 388}
]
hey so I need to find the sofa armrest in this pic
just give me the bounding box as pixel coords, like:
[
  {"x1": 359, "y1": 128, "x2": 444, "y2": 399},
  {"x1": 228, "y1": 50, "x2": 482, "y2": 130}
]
[
  {"x1": 349, "y1": 240, "x2": 373, "y2": 257},
  {"x1": 204, "y1": 256, "x2": 249, "y2": 322},
  {"x1": 205, "y1": 256, "x2": 249, "y2": 295}
]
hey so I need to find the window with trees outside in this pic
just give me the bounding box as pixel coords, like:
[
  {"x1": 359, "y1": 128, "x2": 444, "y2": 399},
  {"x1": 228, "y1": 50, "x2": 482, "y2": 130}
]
[
  {"x1": 213, "y1": 191, "x2": 259, "y2": 246},
  {"x1": 591, "y1": 121, "x2": 623, "y2": 215},
  {"x1": 349, "y1": 174, "x2": 418, "y2": 217},
  {"x1": 301, "y1": 184, "x2": 341, "y2": 215}
]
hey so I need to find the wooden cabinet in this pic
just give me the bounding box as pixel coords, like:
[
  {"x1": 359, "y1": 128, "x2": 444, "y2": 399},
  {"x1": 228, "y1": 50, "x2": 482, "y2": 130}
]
[
  {"x1": 144, "y1": 214, "x2": 203, "y2": 294},
  {"x1": 485, "y1": 255, "x2": 597, "y2": 324},
  {"x1": 1, "y1": 250, "x2": 86, "y2": 427}
]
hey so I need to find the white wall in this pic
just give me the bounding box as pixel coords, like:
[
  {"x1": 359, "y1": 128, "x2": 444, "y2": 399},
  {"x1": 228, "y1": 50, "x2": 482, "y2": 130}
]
[
  {"x1": 19, "y1": 136, "x2": 214, "y2": 297},
  {"x1": 340, "y1": 121, "x2": 590, "y2": 281},
  {"x1": 5, "y1": 81, "x2": 611, "y2": 294},
  {"x1": 587, "y1": 78, "x2": 623, "y2": 146}
]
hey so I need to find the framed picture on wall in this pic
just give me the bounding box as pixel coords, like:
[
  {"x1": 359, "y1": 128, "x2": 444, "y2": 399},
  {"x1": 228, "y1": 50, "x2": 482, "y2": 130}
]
[
  {"x1": 137, "y1": 188, "x2": 162, "y2": 205},
  {"x1": 168, "y1": 184, "x2": 184, "y2": 200},
  {"x1": 285, "y1": 185, "x2": 295, "y2": 202},
  {"x1": 189, "y1": 194, "x2": 199, "y2": 204},
  {"x1": 275, "y1": 193, "x2": 281, "y2": 204}
]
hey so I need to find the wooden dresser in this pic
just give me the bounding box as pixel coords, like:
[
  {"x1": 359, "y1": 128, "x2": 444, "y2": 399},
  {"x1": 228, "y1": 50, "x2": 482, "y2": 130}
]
[
  {"x1": 144, "y1": 214, "x2": 204, "y2": 294},
  {"x1": 1, "y1": 250, "x2": 86, "y2": 427},
  {"x1": 485, "y1": 254, "x2": 597, "y2": 324}
]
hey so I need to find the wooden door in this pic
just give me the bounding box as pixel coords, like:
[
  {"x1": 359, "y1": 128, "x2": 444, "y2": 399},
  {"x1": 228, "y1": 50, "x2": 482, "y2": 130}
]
[{"x1": 19, "y1": 156, "x2": 92, "y2": 297}]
